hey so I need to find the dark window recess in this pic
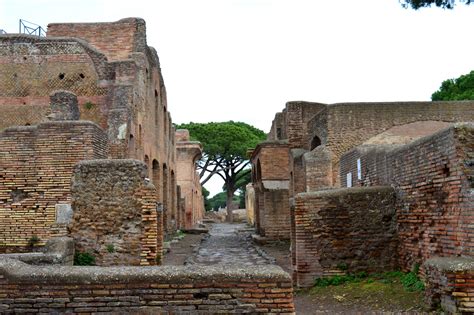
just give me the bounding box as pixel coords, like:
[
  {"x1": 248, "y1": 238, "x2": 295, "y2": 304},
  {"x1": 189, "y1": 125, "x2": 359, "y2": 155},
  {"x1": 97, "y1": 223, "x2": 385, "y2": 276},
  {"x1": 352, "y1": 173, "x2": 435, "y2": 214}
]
[{"x1": 311, "y1": 136, "x2": 322, "y2": 150}]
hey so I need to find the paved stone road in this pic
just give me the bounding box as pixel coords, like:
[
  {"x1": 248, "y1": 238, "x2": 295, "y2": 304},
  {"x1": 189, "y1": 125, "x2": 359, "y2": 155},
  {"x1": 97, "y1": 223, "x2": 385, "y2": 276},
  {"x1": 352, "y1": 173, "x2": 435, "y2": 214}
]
[{"x1": 186, "y1": 223, "x2": 273, "y2": 266}]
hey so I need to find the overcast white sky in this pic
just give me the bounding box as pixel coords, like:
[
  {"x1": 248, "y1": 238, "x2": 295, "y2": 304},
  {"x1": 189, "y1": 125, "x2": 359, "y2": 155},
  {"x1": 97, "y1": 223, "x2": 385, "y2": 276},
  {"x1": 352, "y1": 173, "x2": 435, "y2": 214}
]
[{"x1": 1, "y1": 0, "x2": 474, "y2": 195}]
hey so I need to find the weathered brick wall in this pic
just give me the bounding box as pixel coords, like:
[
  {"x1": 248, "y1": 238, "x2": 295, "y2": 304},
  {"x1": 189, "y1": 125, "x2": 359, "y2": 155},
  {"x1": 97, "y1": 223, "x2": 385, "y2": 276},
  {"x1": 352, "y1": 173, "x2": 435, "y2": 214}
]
[
  {"x1": 268, "y1": 110, "x2": 288, "y2": 141},
  {"x1": 319, "y1": 101, "x2": 474, "y2": 185},
  {"x1": 340, "y1": 124, "x2": 474, "y2": 271},
  {"x1": 261, "y1": 189, "x2": 291, "y2": 240},
  {"x1": 293, "y1": 186, "x2": 397, "y2": 287},
  {"x1": 0, "y1": 121, "x2": 108, "y2": 251},
  {"x1": 70, "y1": 159, "x2": 161, "y2": 266},
  {"x1": 44, "y1": 18, "x2": 179, "y2": 235},
  {"x1": 0, "y1": 35, "x2": 111, "y2": 131},
  {"x1": 251, "y1": 142, "x2": 291, "y2": 240},
  {"x1": 47, "y1": 18, "x2": 146, "y2": 61},
  {"x1": 424, "y1": 257, "x2": 474, "y2": 314},
  {"x1": 286, "y1": 101, "x2": 326, "y2": 149},
  {"x1": 252, "y1": 142, "x2": 290, "y2": 181},
  {"x1": 303, "y1": 145, "x2": 333, "y2": 191},
  {"x1": 0, "y1": 259, "x2": 295, "y2": 314}
]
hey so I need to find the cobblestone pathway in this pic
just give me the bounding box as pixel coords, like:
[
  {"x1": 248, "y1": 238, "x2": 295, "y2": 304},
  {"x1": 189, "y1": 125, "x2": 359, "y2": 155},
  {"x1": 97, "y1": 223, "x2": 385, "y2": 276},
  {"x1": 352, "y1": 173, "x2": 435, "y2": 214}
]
[{"x1": 185, "y1": 223, "x2": 273, "y2": 266}]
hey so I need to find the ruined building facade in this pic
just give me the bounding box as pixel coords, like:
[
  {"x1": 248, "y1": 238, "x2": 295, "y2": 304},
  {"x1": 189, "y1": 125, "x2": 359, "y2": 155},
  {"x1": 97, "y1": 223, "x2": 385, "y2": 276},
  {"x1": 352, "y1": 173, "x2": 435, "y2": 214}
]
[
  {"x1": 0, "y1": 18, "x2": 204, "y2": 264},
  {"x1": 249, "y1": 100, "x2": 474, "y2": 311}
]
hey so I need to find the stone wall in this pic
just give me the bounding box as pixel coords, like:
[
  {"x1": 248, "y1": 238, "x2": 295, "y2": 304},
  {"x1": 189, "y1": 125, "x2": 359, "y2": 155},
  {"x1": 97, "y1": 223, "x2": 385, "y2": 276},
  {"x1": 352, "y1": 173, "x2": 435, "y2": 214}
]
[
  {"x1": 0, "y1": 259, "x2": 295, "y2": 314},
  {"x1": 70, "y1": 159, "x2": 161, "y2": 266},
  {"x1": 293, "y1": 186, "x2": 397, "y2": 287},
  {"x1": 0, "y1": 121, "x2": 107, "y2": 251},
  {"x1": 340, "y1": 124, "x2": 474, "y2": 271}
]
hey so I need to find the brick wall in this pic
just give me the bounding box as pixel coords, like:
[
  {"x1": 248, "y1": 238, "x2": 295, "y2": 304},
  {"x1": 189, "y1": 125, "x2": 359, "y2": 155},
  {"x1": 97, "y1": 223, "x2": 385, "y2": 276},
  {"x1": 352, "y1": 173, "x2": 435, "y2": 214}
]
[
  {"x1": 318, "y1": 101, "x2": 474, "y2": 185},
  {"x1": 286, "y1": 101, "x2": 326, "y2": 149},
  {"x1": 293, "y1": 186, "x2": 397, "y2": 287},
  {"x1": 424, "y1": 257, "x2": 474, "y2": 313},
  {"x1": 262, "y1": 189, "x2": 291, "y2": 240},
  {"x1": 0, "y1": 121, "x2": 108, "y2": 251},
  {"x1": 47, "y1": 18, "x2": 146, "y2": 61},
  {"x1": 303, "y1": 145, "x2": 333, "y2": 191},
  {"x1": 0, "y1": 259, "x2": 295, "y2": 314},
  {"x1": 340, "y1": 124, "x2": 474, "y2": 271},
  {"x1": 0, "y1": 35, "x2": 111, "y2": 131},
  {"x1": 70, "y1": 159, "x2": 161, "y2": 266},
  {"x1": 251, "y1": 142, "x2": 291, "y2": 240}
]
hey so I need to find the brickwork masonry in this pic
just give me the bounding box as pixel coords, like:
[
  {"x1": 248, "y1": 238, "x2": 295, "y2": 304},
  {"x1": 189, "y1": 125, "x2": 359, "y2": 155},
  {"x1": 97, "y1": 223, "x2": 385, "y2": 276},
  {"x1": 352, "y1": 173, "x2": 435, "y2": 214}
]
[
  {"x1": 0, "y1": 121, "x2": 108, "y2": 250},
  {"x1": 0, "y1": 259, "x2": 295, "y2": 314}
]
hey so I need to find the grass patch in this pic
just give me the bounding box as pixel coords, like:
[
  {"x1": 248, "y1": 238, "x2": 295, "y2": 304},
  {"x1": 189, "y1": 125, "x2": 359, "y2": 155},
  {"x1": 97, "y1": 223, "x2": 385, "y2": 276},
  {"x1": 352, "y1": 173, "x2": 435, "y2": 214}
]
[
  {"x1": 74, "y1": 251, "x2": 96, "y2": 266},
  {"x1": 314, "y1": 268, "x2": 424, "y2": 292},
  {"x1": 307, "y1": 270, "x2": 426, "y2": 312}
]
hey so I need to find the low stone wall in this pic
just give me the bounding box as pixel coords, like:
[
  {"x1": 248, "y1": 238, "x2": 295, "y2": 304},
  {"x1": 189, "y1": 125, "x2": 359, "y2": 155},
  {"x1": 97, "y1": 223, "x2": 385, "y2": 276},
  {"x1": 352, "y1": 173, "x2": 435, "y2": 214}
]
[
  {"x1": 293, "y1": 186, "x2": 397, "y2": 287},
  {"x1": 0, "y1": 259, "x2": 295, "y2": 314},
  {"x1": 424, "y1": 257, "x2": 474, "y2": 313}
]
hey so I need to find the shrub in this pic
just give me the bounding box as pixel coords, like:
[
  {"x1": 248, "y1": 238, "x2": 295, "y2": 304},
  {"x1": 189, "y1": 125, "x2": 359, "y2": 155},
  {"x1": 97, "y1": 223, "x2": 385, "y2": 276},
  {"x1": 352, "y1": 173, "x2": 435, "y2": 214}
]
[{"x1": 74, "y1": 251, "x2": 96, "y2": 266}]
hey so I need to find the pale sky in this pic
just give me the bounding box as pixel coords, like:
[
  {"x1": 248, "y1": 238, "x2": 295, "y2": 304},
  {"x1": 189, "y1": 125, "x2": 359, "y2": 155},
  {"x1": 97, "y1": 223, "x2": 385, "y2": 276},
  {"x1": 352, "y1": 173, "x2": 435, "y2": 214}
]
[{"x1": 1, "y1": 0, "x2": 474, "y2": 196}]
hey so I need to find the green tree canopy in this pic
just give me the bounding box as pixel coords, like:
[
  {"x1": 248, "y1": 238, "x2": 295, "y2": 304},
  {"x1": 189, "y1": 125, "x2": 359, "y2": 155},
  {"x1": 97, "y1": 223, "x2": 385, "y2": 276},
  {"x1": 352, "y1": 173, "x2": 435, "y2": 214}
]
[
  {"x1": 176, "y1": 121, "x2": 266, "y2": 221},
  {"x1": 400, "y1": 0, "x2": 471, "y2": 9},
  {"x1": 431, "y1": 70, "x2": 474, "y2": 101}
]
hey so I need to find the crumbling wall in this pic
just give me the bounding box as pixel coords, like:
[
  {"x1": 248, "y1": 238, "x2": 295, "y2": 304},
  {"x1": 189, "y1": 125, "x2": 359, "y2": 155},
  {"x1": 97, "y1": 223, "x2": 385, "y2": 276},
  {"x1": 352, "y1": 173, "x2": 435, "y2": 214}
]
[
  {"x1": 70, "y1": 159, "x2": 161, "y2": 266},
  {"x1": 293, "y1": 186, "x2": 397, "y2": 287},
  {"x1": 0, "y1": 121, "x2": 108, "y2": 251},
  {"x1": 424, "y1": 257, "x2": 474, "y2": 314},
  {"x1": 340, "y1": 124, "x2": 474, "y2": 271},
  {"x1": 0, "y1": 260, "x2": 294, "y2": 314}
]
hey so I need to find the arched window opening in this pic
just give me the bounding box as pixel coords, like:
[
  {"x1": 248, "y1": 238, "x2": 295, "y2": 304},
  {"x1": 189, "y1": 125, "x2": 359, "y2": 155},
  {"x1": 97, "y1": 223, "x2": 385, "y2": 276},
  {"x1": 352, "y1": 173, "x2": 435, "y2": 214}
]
[{"x1": 311, "y1": 135, "x2": 321, "y2": 150}]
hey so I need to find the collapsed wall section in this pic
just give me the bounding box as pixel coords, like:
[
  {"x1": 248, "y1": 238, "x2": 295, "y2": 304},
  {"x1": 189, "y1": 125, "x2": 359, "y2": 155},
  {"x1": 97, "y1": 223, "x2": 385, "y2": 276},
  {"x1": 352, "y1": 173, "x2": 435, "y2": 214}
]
[
  {"x1": 293, "y1": 186, "x2": 397, "y2": 287},
  {"x1": 0, "y1": 121, "x2": 108, "y2": 251},
  {"x1": 70, "y1": 159, "x2": 161, "y2": 266}
]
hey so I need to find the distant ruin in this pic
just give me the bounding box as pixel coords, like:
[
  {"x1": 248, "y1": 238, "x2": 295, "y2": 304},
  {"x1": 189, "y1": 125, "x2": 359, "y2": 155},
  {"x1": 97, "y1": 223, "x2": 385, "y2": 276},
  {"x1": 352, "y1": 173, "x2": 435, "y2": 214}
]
[{"x1": 249, "y1": 100, "x2": 474, "y2": 312}]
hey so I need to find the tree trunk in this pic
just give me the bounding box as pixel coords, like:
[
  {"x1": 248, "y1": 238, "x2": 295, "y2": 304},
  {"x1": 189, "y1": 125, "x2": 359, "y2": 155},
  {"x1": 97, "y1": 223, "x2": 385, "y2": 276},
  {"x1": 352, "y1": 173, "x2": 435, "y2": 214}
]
[{"x1": 226, "y1": 189, "x2": 234, "y2": 223}]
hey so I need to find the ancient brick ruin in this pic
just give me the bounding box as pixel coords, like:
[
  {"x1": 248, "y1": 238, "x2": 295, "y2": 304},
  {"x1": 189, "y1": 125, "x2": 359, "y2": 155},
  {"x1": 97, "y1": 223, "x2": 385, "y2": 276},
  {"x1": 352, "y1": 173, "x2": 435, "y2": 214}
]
[
  {"x1": 0, "y1": 18, "x2": 205, "y2": 259},
  {"x1": 249, "y1": 100, "x2": 474, "y2": 312},
  {"x1": 0, "y1": 17, "x2": 298, "y2": 314}
]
